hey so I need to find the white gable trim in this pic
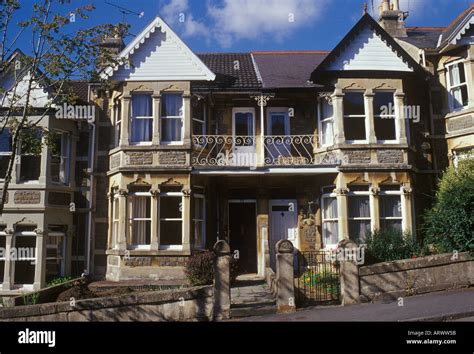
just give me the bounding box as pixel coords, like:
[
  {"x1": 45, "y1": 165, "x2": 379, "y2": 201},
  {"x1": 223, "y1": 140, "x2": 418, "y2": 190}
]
[
  {"x1": 102, "y1": 17, "x2": 215, "y2": 81},
  {"x1": 450, "y1": 14, "x2": 474, "y2": 46},
  {"x1": 327, "y1": 27, "x2": 413, "y2": 72}
]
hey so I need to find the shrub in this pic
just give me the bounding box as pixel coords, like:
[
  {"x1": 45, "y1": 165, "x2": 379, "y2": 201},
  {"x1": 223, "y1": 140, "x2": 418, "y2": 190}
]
[
  {"x1": 364, "y1": 228, "x2": 420, "y2": 263},
  {"x1": 47, "y1": 276, "x2": 72, "y2": 287},
  {"x1": 185, "y1": 250, "x2": 216, "y2": 286},
  {"x1": 423, "y1": 159, "x2": 474, "y2": 254}
]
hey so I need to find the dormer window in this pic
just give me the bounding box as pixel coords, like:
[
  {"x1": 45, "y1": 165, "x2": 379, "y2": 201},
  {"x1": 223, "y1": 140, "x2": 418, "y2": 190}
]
[
  {"x1": 446, "y1": 60, "x2": 469, "y2": 111},
  {"x1": 161, "y1": 93, "x2": 183, "y2": 144},
  {"x1": 131, "y1": 94, "x2": 153, "y2": 144}
]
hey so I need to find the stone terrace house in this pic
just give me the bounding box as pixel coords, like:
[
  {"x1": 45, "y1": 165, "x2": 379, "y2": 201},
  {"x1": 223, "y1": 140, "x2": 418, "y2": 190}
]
[
  {"x1": 1, "y1": 0, "x2": 472, "y2": 291},
  {"x1": 99, "y1": 0, "x2": 473, "y2": 283}
]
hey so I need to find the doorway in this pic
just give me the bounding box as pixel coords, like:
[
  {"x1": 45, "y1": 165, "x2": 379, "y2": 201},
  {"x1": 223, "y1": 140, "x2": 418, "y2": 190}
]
[
  {"x1": 269, "y1": 199, "x2": 298, "y2": 270},
  {"x1": 232, "y1": 108, "x2": 256, "y2": 166},
  {"x1": 228, "y1": 200, "x2": 257, "y2": 274}
]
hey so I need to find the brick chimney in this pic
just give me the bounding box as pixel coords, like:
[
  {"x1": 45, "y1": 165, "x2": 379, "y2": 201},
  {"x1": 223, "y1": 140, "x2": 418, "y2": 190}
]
[{"x1": 378, "y1": 0, "x2": 408, "y2": 38}]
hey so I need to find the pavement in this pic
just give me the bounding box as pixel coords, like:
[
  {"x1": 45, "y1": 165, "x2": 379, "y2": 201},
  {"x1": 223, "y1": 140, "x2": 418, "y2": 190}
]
[
  {"x1": 230, "y1": 274, "x2": 276, "y2": 318},
  {"x1": 231, "y1": 287, "x2": 474, "y2": 322}
]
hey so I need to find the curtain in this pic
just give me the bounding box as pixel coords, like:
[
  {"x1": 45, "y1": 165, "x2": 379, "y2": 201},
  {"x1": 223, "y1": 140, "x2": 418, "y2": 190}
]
[
  {"x1": 131, "y1": 94, "x2": 152, "y2": 143},
  {"x1": 322, "y1": 120, "x2": 334, "y2": 146},
  {"x1": 162, "y1": 93, "x2": 183, "y2": 116},
  {"x1": 380, "y1": 195, "x2": 402, "y2": 218},
  {"x1": 348, "y1": 196, "x2": 370, "y2": 217},
  {"x1": 132, "y1": 196, "x2": 148, "y2": 245},
  {"x1": 161, "y1": 118, "x2": 182, "y2": 142},
  {"x1": 323, "y1": 197, "x2": 338, "y2": 245}
]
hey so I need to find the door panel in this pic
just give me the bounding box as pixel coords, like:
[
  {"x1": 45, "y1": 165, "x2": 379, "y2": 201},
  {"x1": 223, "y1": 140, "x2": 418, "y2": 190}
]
[
  {"x1": 233, "y1": 110, "x2": 255, "y2": 166},
  {"x1": 267, "y1": 111, "x2": 291, "y2": 164},
  {"x1": 229, "y1": 202, "x2": 257, "y2": 274},
  {"x1": 269, "y1": 200, "x2": 297, "y2": 270}
]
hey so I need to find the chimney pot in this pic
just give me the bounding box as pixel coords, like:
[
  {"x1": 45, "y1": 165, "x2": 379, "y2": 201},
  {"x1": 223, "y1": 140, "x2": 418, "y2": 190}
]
[
  {"x1": 382, "y1": 0, "x2": 390, "y2": 12},
  {"x1": 393, "y1": 0, "x2": 400, "y2": 11}
]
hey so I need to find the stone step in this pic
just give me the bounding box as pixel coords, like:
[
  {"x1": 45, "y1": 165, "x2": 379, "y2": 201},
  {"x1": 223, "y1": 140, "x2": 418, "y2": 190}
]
[
  {"x1": 230, "y1": 303, "x2": 277, "y2": 318},
  {"x1": 231, "y1": 298, "x2": 276, "y2": 308}
]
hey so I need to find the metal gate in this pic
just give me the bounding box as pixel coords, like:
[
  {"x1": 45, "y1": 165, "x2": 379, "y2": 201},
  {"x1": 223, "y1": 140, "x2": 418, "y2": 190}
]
[{"x1": 295, "y1": 251, "x2": 341, "y2": 306}]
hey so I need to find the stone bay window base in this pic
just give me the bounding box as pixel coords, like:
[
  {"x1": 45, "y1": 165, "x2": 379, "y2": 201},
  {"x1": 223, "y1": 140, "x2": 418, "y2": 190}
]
[{"x1": 104, "y1": 171, "x2": 415, "y2": 282}]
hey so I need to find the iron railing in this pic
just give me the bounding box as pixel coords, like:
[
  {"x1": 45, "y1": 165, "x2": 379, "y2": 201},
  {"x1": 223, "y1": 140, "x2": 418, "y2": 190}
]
[
  {"x1": 192, "y1": 134, "x2": 317, "y2": 167},
  {"x1": 295, "y1": 250, "x2": 341, "y2": 306}
]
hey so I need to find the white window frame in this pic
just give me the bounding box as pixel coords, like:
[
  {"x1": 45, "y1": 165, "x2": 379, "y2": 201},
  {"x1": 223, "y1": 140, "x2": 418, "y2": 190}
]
[
  {"x1": 159, "y1": 191, "x2": 183, "y2": 250},
  {"x1": 379, "y1": 188, "x2": 403, "y2": 232},
  {"x1": 0, "y1": 227, "x2": 6, "y2": 283},
  {"x1": 0, "y1": 128, "x2": 12, "y2": 181},
  {"x1": 17, "y1": 129, "x2": 42, "y2": 184},
  {"x1": 50, "y1": 131, "x2": 70, "y2": 185},
  {"x1": 12, "y1": 229, "x2": 37, "y2": 290},
  {"x1": 343, "y1": 91, "x2": 368, "y2": 144},
  {"x1": 130, "y1": 93, "x2": 154, "y2": 146},
  {"x1": 347, "y1": 187, "x2": 372, "y2": 243},
  {"x1": 114, "y1": 98, "x2": 122, "y2": 147},
  {"x1": 318, "y1": 99, "x2": 334, "y2": 147},
  {"x1": 160, "y1": 93, "x2": 184, "y2": 145},
  {"x1": 373, "y1": 91, "x2": 397, "y2": 144},
  {"x1": 193, "y1": 193, "x2": 206, "y2": 250},
  {"x1": 446, "y1": 59, "x2": 469, "y2": 112},
  {"x1": 112, "y1": 194, "x2": 120, "y2": 250},
  {"x1": 128, "y1": 191, "x2": 152, "y2": 250},
  {"x1": 321, "y1": 189, "x2": 339, "y2": 249}
]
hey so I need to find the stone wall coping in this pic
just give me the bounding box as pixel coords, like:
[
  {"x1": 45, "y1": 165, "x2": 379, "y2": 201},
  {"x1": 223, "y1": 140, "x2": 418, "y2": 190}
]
[
  {"x1": 359, "y1": 252, "x2": 472, "y2": 276},
  {"x1": 0, "y1": 285, "x2": 213, "y2": 320}
]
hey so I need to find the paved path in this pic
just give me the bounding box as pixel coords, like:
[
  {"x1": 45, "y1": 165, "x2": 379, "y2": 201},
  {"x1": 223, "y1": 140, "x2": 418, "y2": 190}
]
[
  {"x1": 230, "y1": 274, "x2": 276, "y2": 317},
  {"x1": 232, "y1": 287, "x2": 474, "y2": 321}
]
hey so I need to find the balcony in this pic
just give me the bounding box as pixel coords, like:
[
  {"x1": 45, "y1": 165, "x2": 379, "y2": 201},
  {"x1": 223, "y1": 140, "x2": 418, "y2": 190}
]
[{"x1": 192, "y1": 135, "x2": 317, "y2": 167}]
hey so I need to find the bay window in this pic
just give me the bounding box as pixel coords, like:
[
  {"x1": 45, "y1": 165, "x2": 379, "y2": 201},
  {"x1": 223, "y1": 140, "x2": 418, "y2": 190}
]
[
  {"x1": 319, "y1": 99, "x2": 334, "y2": 147},
  {"x1": 159, "y1": 188, "x2": 183, "y2": 249},
  {"x1": 321, "y1": 192, "x2": 338, "y2": 248},
  {"x1": 0, "y1": 128, "x2": 12, "y2": 180},
  {"x1": 374, "y1": 91, "x2": 396, "y2": 142},
  {"x1": 379, "y1": 185, "x2": 403, "y2": 232},
  {"x1": 131, "y1": 94, "x2": 153, "y2": 144},
  {"x1": 446, "y1": 60, "x2": 469, "y2": 111},
  {"x1": 51, "y1": 132, "x2": 70, "y2": 185},
  {"x1": 348, "y1": 186, "x2": 371, "y2": 243},
  {"x1": 128, "y1": 188, "x2": 152, "y2": 248},
  {"x1": 344, "y1": 91, "x2": 366, "y2": 142},
  {"x1": 161, "y1": 93, "x2": 183, "y2": 143}
]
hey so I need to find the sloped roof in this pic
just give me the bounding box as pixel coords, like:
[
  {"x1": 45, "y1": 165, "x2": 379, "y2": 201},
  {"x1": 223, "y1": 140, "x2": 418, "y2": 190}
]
[
  {"x1": 438, "y1": 3, "x2": 474, "y2": 48},
  {"x1": 311, "y1": 13, "x2": 426, "y2": 80},
  {"x1": 251, "y1": 51, "x2": 328, "y2": 88},
  {"x1": 403, "y1": 27, "x2": 445, "y2": 50},
  {"x1": 193, "y1": 53, "x2": 261, "y2": 91}
]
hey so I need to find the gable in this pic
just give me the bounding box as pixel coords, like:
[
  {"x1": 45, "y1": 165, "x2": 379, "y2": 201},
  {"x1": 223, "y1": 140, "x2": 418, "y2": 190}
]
[
  {"x1": 0, "y1": 71, "x2": 50, "y2": 108},
  {"x1": 327, "y1": 27, "x2": 413, "y2": 72},
  {"x1": 103, "y1": 17, "x2": 215, "y2": 82}
]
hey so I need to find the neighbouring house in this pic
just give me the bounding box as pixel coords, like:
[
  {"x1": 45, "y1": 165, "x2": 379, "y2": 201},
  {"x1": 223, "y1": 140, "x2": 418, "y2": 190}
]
[{"x1": 0, "y1": 0, "x2": 472, "y2": 292}]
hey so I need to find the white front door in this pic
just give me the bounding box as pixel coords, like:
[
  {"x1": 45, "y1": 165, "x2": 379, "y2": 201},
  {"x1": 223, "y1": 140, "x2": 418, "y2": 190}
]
[
  {"x1": 266, "y1": 109, "x2": 290, "y2": 164},
  {"x1": 232, "y1": 108, "x2": 256, "y2": 166},
  {"x1": 269, "y1": 199, "x2": 298, "y2": 270}
]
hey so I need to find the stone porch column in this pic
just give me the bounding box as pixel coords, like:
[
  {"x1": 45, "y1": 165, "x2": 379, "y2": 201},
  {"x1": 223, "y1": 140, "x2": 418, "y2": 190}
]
[
  {"x1": 120, "y1": 95, "x2": 131, "y2": 146},
  {"x1": 33, "y1": 228, "x2": 45, "y2": 290},
  {"x1": 117, "y1": 189, "x2": 128, "y2": 251},
  {"x1": 394, "y1": 91, "x2": 407, "y2": 144},
  {"x1": 335, "y1": 186, "x2": 349, "y2": 240},
  {"x1": 2, "y1": 229, "x2": 13, "y2": 290},
  {"x1": 364, "y1": 90, "x2": 377, "y2": 144},
  {"x1": 182, "y1": 188, "x2": 191, "y2": 253},
  {"x1": 332, "y1": 88, "x2": 345, "y2": 144},
  {"x1": 401, "y1": 183, "x2": 413, "y2": 235},
  {"x1": 152, "y1": 94, "x2": 161, "y2": 145},
  {"x1": 150, "y1": 189, "x2": 160, "y2": 250},
  {"x1": 370, "y1": 185, "x2": 380, "y2": 232}
]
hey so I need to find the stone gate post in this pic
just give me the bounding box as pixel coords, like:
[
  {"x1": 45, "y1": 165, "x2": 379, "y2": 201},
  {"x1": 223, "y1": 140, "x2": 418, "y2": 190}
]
[
  {"x1": 213, "y1": 240, "x2": 231, "y2": 320},
  {"x1": 276, "y1": 240, "x2": 296, "y2": 313},
  {"x1": 338, "y1": 239, "x2": 361, "y2": 305}
]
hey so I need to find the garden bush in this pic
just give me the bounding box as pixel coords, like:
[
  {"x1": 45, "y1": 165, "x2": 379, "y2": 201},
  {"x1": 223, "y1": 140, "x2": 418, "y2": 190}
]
[
  {"x1": 364, "y1": 228, "x2": 420, "y2": 263},
  {"x1": 423, "y1": 159, "x2": 474, "y2": 254},
  {"x1": 185, "y1": 250, "x2": 216, "y2": 286}
]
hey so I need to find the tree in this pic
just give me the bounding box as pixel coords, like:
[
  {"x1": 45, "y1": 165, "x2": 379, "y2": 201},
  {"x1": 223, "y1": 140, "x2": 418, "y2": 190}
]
[
  {"x1": 423, "y1": 158, "x2": 474, "y2": 254},
  {"x1": 0, "y1": 0, "x2": 127, "y2": 214}
]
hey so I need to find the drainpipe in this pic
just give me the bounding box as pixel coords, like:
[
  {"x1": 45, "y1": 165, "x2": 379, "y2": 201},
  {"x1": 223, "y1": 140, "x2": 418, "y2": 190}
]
[{"x1": 83, "y1": 83, "x2": 99, "y2": 277}]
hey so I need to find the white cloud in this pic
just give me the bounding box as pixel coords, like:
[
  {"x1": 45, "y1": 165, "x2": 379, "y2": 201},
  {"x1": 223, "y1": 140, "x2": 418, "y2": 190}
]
[
  {"x1": 207, "y1": 0, "x2": 328, "y2": 47},
  {"x1": 161, "y1": 0, "x2": 209, "y2": 38},
  {"x1": 159, "y1": 0, "x2": 327, "y2": 48}
]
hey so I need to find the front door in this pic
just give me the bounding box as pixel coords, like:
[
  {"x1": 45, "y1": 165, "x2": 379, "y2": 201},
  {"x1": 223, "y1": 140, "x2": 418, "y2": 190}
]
[
  {"x1": 232, "y1": 108, "x2": 256, "y2": 166},
  {"x1": 267, "y1": 109, "x2": 290, "y2": 164},
  {"x1": 229, "y1": 201, "x2": 257, "y2": 274},
  {"x1": 269, "y1": 199, "x2": 298, "y2": 270}
]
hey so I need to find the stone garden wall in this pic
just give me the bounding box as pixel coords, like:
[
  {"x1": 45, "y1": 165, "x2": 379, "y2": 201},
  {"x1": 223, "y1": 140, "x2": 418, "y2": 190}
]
[{"x1": 0, "y1": 285, "x2": 213, "y2": 322}]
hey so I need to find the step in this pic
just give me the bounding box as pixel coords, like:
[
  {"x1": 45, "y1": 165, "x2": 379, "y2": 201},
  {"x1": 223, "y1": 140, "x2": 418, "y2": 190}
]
[{"x1": 231, "y1": 303, "x2": 277, "y2": 318}]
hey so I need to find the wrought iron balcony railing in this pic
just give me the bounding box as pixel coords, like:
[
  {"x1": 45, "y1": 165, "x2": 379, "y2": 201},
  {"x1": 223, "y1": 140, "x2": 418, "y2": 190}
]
[{"x1": 192, "y1": 135, "x2": 317, "y2": 167}]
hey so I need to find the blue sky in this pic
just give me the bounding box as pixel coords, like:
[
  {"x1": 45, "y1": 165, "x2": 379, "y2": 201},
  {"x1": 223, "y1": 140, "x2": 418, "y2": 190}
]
[{"x1": 8, "y1": 0, "x2": 474, "y2": 54}]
